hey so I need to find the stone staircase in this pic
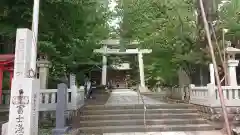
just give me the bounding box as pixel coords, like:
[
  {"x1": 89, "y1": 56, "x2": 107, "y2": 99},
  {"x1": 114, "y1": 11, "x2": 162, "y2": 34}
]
[{"x1": 73, "y1": 89, "x2": 215, "y2": 134}]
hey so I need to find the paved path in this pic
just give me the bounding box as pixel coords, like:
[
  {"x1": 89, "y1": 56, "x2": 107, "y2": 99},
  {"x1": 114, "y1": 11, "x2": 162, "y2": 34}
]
[
  {"x1": 103, "y1": 131, "x2": 225, "y2": 135},
  {"x1": 71, "y1": 130, "x2": 226, "y2": 135},
  {"x1": 105, "y1": 89, "x2": 166, "y2": 105}
]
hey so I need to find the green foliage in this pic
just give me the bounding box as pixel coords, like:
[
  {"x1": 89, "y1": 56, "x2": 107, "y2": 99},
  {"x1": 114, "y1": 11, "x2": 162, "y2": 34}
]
[
  {"x1": 0, "y1": 0, "x2": 110, "y2": 80},
  {"x1": 116, "y1": 0, "x2": 207, "y2": 86},
  {"x1": 218, "y1": 0, "x2": 240, "y2": 42}
]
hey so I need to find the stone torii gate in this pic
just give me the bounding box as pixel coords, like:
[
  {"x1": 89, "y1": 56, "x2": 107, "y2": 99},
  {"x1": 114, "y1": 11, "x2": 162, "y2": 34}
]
[{"x1": 94, "y1": 39, "x2": 152, "y2": 92}]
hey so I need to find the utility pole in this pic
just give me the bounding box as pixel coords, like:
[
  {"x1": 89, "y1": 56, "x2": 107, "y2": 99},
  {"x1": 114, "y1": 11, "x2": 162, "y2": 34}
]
[
  {"x1": 30, "y1": 0, "x2": 41, "y2": 75},
  {"x1": 199, "y1": 0, "x2": 232, "y2": 135}
]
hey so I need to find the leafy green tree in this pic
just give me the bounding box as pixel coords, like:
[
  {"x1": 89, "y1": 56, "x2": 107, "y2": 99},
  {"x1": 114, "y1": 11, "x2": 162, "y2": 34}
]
[
  {"x1": 218, "y1": 0, "x2": 240, "y2": 46},
  {"x1": 115, "y1": 0, "x2": 207, "y2": 86},
  {"x1": 0, "y1": 0, "x2": 111, "y2": 80}
]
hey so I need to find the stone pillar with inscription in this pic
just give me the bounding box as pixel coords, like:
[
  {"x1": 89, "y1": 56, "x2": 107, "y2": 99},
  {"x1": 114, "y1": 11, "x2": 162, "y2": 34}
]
[
  {"x1": 52, "y1": 82, "x2": 70, "y2": 134},
  {"x1": 6, "y1": 28, "x2": 40, "y2": 135}
]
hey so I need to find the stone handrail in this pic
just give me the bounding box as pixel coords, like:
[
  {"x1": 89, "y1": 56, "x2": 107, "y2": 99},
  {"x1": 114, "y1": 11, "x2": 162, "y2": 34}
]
[
  {"x1": 136, "y1": 86, "x2": 146, "y2": 128},
  {"x1": 189, "y1": 84, "x2": 209, "y2": 105},
  {"x1": 170, "y1": 87, "x2": 185, "y2": 100},
  {"x1": 1, "y1": 86, "x2": 85, "y2": 111},
  {"x1": 189, "y1": 84, "x2": 240, "y2": 107}
]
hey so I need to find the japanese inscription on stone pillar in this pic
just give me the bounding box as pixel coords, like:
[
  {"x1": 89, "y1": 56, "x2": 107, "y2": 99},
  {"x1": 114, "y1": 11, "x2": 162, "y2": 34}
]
[
  {"x1": 8, "y1": 28, "x2": 40, "y2": 135},
  {"x1": 14, "y1": 89, "x2": 29, "y2": 135},
  {"x1": 14, "y1": 29, "x2": 32, "y2": 78},
  {"x1": 8, "y1": 78, "x2": 39, "y2": 135}
]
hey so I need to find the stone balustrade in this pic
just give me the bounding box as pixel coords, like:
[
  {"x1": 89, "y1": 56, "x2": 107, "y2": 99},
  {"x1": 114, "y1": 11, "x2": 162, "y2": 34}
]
[
  {"x1": 189, "y1": 84, "x2": 240, "y2": 107},
  {"x1": 189, "y1": 83, "x2": 240, "y2": 128},
  {"x1": 169, "y1": 86, "x2": 189, "y2": 101},
  {"x1": 1, "y1": 87, "x2": 85, "y2": 112}
]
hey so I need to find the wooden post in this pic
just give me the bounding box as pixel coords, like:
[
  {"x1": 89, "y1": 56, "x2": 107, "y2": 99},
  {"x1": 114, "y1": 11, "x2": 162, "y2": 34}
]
[
  {"x1": 199, "y1": 0, "x2": 231, "y2": 134},
  {"x1": 9, "y1": 70, "x2": 13, "y2": 88},
  {"x1": 0, "y1": 67, "x2": 3, "y2": 104}
]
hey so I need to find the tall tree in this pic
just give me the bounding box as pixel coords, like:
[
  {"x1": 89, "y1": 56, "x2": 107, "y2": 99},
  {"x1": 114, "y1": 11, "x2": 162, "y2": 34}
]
[
  {"x1": 0, "y1": 0, "x2": 111, "y2": 79},
  {"x1": 116, "y1": 0, "x2": 206, "y2": 86}
]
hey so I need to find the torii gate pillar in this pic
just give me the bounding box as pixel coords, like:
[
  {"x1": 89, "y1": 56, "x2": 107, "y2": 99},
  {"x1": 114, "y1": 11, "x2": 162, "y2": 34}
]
[
  {"x1": 138, "y1": 52, "x2": 145, "y2": 87},
  {"x1": 101, "y1": 46, "x2": 107, "y2": 86}
]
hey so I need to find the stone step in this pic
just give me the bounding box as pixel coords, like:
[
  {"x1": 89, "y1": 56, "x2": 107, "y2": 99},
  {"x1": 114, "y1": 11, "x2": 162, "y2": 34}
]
[
  {"x1": 81, "y1": 108, "x2": 197, "y2": 115},
  {"x1": 79, "y1": 118, "x2": 207, "y2": 127},
  {"x1": 72, "y1": 130, "x2": 226, "y2": 135},
  {"x1": 84, "y1": 104, "x2": 193, "y2": 110},
  {"x1": 79, "y1": 113, "x2": 200, "y2": 120},
  {"x1": 141, "y1": 93, "x2": 167, "y2": 97},
  {"x1": 76, "y1": 124, "x2": 214, "y2": 133}
]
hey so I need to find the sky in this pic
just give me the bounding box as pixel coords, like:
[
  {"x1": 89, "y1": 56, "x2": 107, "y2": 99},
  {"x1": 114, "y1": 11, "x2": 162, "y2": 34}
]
[
  {"x1": 108, "y1": 0, "x2": 120, "y2": 29},
  {"x1": 109, "y1": 0, "x2": 117, "y2": 11}
]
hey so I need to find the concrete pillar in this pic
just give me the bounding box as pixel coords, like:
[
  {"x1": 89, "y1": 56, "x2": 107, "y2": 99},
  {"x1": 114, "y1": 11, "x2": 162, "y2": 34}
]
[
  {"x1": 37, "y1": 59, "x2": 50, "y2": 89},
  {"x1": 101, "y1": 46, "x2": 107, "y2": 86},
  {"x1": 227, "y1": 60, "x2": 239, "y2": 86},
  {"x1": 138, "y1": 52, "x2": 145, "y2": 87},
  {"x1": 209, "y1": 63, "x2": 215, "y2": 85}
]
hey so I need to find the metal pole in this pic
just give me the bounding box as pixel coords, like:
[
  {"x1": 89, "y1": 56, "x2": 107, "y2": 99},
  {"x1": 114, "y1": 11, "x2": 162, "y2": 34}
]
[
  {"x1": 199, "y1": 0, "x2": 232, "y2": 135},
  {"x1": 31, "y1": 0, "x2": 40, "y2": 75}
]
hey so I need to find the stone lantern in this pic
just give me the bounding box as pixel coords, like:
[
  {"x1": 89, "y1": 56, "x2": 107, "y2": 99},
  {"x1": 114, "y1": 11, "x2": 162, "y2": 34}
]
[
  {"x1": 37, "y1": 54, "x2": 51, "y2": 89},
  {"x1": 225, "y1": 46, "x2": 240, "y2": 86}
]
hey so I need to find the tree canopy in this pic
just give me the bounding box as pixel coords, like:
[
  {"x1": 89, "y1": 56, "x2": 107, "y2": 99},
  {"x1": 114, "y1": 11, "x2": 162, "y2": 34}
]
[
  {"x1": 114, "y1": 0, "x2": 240, "y2": 86},
  {"x1": 115, "y1": 0, "x2": 203, "y2": 85},
  {"x1": 0, "y1": 0, "x2": 110, "y2": 80},
  {"x1": 1, "y1": 0, "x2": 240, "y2": 87}
]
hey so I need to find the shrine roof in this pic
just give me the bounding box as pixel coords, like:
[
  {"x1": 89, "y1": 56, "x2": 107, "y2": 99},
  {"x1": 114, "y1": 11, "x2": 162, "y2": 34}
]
[{"x1": 0, "y1": 54, "x2": 14, "y2": 64}]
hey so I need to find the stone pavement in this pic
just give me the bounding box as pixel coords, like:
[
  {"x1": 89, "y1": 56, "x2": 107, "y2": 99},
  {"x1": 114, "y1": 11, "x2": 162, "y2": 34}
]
[
  {"x1": 103, "y1": 131, "x2": 225, "y2": 135},
  {"x1": 105, "y1": 89, "x2": 166, "y2": 105}
]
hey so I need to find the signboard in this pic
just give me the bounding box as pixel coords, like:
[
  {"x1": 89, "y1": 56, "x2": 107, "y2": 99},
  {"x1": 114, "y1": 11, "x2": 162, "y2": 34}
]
[{"x1": 111, "y1": 63, "x2": 131, "y2": 70}]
